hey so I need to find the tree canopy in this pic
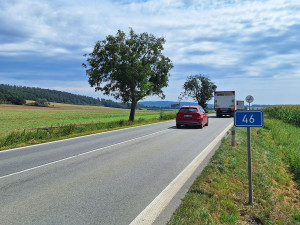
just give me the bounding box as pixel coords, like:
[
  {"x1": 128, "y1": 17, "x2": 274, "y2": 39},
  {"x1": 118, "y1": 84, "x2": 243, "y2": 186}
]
[
  {"x1": 83, "y1": 28, "x2": 173, "y2": 121},
  {"x1": 182, "y1": 75, "x2": 217, "y2": 111}
]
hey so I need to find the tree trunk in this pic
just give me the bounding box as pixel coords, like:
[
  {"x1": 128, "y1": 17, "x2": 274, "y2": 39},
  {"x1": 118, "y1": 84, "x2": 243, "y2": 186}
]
[{"x1": 129, "y1": 99, "x2": 137, "y2": 122}]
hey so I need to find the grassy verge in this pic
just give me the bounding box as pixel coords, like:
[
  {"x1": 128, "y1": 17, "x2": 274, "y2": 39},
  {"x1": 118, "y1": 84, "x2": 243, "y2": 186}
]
[
  {"x1": 263, "y1": 106, "x2": 300, "y2": 179},
  {"x1": 168, "y1": 116, "x2": 300, "y2": 224},
  {"x1": 0, "y1": 111, "x2": 176, "y2": 150}
]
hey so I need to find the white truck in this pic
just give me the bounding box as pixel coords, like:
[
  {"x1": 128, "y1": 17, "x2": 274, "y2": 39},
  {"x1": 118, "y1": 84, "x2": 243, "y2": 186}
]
[
  {"x1": 236, "y1": 100, "x2": 245, "y2": 110},
  {"x1": 214, "y1": 91, "x2": 235, "y2": 117}
]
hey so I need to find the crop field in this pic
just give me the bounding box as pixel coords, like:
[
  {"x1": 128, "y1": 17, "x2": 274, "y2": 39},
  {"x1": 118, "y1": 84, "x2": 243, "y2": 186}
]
[
  {"x1": 263, "y1": 105, "x2": 300, "y2": 126},
  {"x1": 0, "y1": 103, "x2": 169, "y2": 138},
  {"x1": 263, "y1": 105, "x2": 300, "y2": 180}
]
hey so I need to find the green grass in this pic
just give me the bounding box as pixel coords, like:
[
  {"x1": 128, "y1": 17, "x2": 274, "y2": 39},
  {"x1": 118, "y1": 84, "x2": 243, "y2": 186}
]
[
  {"x1": 0, "y1": 104, "x2": 171, "y2": 137},
  {"x1": 263, "y1": 117, "x2": 300, "y2": 182},
  {"x1": 0, "y1": 103, "x2": 176, "y2": 150},
  {"x1": 168, "y1": 115, "x2": 300, "y2": 224}
]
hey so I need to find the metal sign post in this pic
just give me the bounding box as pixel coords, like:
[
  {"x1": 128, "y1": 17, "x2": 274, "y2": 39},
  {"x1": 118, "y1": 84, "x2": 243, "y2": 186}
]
[
  {"x1": 234, "y1": 95, "x2": 263, "y2": 205},
  {"x1": 247, "y1": 126, "x2": 253, "y2": 205}
]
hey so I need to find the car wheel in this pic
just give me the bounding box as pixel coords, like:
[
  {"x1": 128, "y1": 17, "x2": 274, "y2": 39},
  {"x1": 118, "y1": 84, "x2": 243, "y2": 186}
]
[
  {"x1": 199, "y1": 121, "x2": 204, "y2": 129},
  {"x1": 176, "y1": 124, "x2": 181, "y2": 128},
  {"x1": 205, "y1": 118, "x2": 209, "y2": 126}
]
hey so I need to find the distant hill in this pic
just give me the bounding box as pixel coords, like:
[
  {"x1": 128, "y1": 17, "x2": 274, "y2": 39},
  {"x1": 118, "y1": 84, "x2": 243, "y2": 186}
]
[
  {"x1": 2, "y1": 84, "x2": 270, "y2": 110},
  {"x1": 140, "y1": 101, "x2": 214, "y2": 108},
  {"x1": 139, "y1": 101, "x2": 271, "y2": 109},
  {"x1": 140, "y1": 101, "x2": 196, "y2": 107},
  {"x1": 0, "y1": 84, "x2": 136, "y2": 109}
]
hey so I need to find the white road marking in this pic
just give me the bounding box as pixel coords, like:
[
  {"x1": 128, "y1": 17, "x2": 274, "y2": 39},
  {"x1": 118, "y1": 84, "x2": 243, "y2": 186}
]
[
  {"x1": 0, "y1": 129, "x2": 171, "y2": 180},
  {"x1": 130, "y1": 122, "x2": 233, "y2": 225}
]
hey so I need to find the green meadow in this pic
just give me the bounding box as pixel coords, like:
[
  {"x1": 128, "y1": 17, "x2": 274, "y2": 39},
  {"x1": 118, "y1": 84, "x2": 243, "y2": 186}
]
[
  {"x1": 0, "y1": 103, "x2": 176, "y2": 149},
  {"x1": 0, "y1": 103, "x2": 167, "y2": 137}
]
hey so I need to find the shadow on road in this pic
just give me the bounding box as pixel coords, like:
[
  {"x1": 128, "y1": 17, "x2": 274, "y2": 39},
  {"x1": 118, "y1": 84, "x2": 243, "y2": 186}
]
[
  {"x1": 209, "y1": 115, "x2": 233, "y2": 118},
  {"x1": 168, "y1": 126, "x2": 203, "y2": 130}
]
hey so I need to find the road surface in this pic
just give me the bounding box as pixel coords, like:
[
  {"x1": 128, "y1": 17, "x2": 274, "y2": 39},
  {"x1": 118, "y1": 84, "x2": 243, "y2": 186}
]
[{"x1": 0, "y1": 116, "x2": 233, "y2": 225}]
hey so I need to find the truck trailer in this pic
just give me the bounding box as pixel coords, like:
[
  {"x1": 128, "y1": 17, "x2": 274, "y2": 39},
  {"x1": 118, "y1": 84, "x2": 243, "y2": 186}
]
[
  {"x1": 214, "y1": 91, "x2": 235, "y2": 117},
  {"x1": 236, "y1": 100, "x2": 245, "y2": 110}
]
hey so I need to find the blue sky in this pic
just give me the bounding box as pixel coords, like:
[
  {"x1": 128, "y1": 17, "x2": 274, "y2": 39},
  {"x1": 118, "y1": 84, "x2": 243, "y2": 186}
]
[{"x1": 1, "y1": 0, "x2": 299, "y2": 105}]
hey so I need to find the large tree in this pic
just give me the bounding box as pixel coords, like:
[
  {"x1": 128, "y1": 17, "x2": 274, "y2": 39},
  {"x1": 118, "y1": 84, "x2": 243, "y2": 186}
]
[
  {"x1": 83, "y1": 28, "x2": 173, "y2": 121},
  {"x1": 182, "y1": 75, "x2": 217, "y2": 111}
]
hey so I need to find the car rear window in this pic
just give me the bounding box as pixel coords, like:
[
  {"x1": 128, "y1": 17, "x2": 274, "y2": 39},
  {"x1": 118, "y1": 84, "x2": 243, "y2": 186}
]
[{"x1": 179, "y1": 107, "x2": 198, "y2": 112}]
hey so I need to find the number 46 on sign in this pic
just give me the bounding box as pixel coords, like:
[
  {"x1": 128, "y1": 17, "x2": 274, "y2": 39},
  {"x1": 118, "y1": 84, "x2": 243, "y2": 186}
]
[
  {"x1": 242, "y1": 114, "x2": 255, "y2": 124},
  {"x1": 234, "y1": 111, "x2": 264, "y2": 127}
]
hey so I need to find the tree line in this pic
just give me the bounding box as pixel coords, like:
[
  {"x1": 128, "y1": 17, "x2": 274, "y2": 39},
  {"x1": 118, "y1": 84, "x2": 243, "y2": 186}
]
[{"x1": 0, "y1": 84, "x2": 143, "y2": 109}]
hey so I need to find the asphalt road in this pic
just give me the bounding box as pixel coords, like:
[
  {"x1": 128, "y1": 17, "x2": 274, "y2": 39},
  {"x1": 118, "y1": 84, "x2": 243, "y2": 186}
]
[{"x1": 0, "y1": 116, "x2": 233, "y2": 225}]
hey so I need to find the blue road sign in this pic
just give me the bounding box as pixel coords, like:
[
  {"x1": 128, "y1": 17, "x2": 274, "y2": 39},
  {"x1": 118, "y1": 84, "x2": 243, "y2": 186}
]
[{"x1": 234, "y1": 111, "x2": 264, "y2": 127}]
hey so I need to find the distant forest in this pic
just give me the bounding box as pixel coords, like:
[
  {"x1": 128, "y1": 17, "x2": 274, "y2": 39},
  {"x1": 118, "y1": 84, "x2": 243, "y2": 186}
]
[{"x1": 0, "y1": 84, "x2": 143, "y2": 109}]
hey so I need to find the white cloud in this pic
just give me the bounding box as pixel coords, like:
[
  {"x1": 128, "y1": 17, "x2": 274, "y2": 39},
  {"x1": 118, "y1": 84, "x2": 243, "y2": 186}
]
[{"x1": 1, "y1": 0, "x2": 300, "y2": 104}]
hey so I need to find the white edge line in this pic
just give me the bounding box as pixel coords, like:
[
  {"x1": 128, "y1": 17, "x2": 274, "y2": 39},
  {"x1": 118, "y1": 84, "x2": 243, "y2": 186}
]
[
  {"x1": 0, "y1": 129, "x2": 169, "y2": 180},
  {"x1": 129, "y1": 122, "x2": 233, "y2": 225},
  {"x1": 0, "y1": 120, "x2": 173, "y2": 153}
]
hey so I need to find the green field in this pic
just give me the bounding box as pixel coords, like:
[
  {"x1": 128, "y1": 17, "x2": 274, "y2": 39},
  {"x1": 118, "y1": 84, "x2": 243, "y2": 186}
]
[
  {"x1": 0, "y1": 103, "x2": 176, "y2": 149},
  {"x1": 0, "y1": 103, "x2": 169, "y2": 137},
  {"x1": 264, "y1": 105, "x2": 300, "y2": 126},
  {"x1": 168, "y1": 106, "x2": 300, "y2": 224}
]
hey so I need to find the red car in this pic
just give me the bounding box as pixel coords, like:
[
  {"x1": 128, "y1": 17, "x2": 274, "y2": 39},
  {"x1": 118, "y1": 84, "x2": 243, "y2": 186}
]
[{"x1": 176, "y1": 106, "x2": 208, "y2": 128}]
